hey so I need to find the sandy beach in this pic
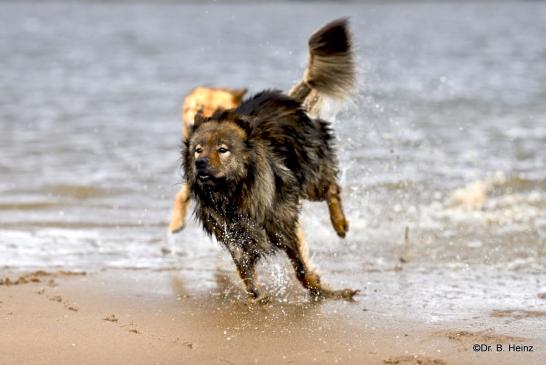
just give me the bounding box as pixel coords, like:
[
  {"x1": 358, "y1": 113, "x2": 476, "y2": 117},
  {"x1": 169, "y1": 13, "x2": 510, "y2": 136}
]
[{"x1": 1, "y1": 269, "x2": 544, "y2": 365}]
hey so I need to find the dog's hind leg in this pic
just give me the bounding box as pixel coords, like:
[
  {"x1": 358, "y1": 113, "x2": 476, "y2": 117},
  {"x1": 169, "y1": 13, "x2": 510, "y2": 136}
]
[
  {"x1": 169, "y1": 183, "x2": 191, "y2": 233},
  {"x1": 285, "y1": 222, "x2": 358, "y2": 301},
  {"x1": 327, "y1": 183, "x2": 349, "y2": 238}
]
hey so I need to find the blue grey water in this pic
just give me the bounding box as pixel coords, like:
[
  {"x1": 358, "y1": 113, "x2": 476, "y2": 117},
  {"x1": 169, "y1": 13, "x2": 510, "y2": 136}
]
[{"x1": 0, "y1": 2, "x2": 545, "y2": 321}]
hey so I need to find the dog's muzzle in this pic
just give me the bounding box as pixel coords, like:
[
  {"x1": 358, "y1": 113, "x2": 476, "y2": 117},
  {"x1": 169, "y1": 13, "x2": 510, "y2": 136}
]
[{"x1": 195, "y1": 158, "x2": 211, "y2": 180}]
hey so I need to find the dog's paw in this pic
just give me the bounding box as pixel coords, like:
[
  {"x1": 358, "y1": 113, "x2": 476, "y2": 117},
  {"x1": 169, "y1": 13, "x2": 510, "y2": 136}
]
[
  {"x1": 246, "y1": 294, "x2": 271, "y2": 306},
  {"x1": 334, "y1": 218, "x2": 349, "y2": 238},
  {"x1": 330, "y1": 210, "x2": 349, "y2": 238},
  {"x1": 169, "y1": 216, "x2": 185, "y2": 234},
  {"x1": 335, "y1": 288, "x2": 359, "y2": 300},
  {"x1": 311, "y1": 288, "x2": 359, "y2": 301}
]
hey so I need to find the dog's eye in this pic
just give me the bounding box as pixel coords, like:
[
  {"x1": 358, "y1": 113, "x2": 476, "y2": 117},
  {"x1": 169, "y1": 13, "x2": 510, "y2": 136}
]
[
  {"x1": 218, "y1": 147, "x2": 229, "y2": 154},
  {"x1": 195, "y1": 147, "x2": 203, "y2": 154}
]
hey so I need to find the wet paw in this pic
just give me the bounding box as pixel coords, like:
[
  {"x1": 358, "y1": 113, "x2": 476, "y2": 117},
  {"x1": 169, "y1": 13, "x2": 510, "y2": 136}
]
[
  {"x1": 247, "y1": 294, "x2": 271, "y2": 305},
  {"x1": 329, "y1": 208, "x2": 349, "y2": 238},
  {"x1": 335, "y1": 288, "x2": 359, "y2": 300},
  {"x1": 256, "y1": 295, "x2": 271, "y2": 305},
  {"x1": 334, "y1": 217, "x2": 349, "y2": 238},
  {"x1": 169, "y1": 215, "x2": 185, "y2": 234},
  {"x1": 312, "y1": 288, "x2": 359, "y2": 301}
]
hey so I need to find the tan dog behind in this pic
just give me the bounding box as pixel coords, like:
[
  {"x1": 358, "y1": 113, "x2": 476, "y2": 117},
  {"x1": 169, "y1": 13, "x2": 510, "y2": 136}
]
[{"x1": 180, "y1": 87, "x2": 247, "y2": 138}]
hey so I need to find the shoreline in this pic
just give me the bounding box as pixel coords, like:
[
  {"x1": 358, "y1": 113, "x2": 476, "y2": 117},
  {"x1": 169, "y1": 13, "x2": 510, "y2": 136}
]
[{"x1": 1, "y1": 269, "x2": 544, "y2": 364}]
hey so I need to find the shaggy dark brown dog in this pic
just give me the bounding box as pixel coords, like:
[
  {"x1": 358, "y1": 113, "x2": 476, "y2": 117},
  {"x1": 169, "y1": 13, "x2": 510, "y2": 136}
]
[
  {"x1": 185, "y1": 91, "x2": 357, "y2": 302},
  {"x1": 182, "y1": 19, "x2": 358, "y2": 302}
]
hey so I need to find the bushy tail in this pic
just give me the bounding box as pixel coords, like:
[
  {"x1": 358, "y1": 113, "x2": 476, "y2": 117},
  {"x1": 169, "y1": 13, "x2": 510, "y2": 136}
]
[{"x1": 289, "y1": 18, "x2": 356, "y2": 113}]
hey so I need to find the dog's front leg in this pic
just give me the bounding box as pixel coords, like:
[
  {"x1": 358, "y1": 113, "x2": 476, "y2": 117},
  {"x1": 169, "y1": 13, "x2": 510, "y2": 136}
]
[
  {"x1": 225, "y1": 242, "x2": 269, "y2": 304},
  {"x1": 201, "y1": 212, "x2": 269, "y2": 303}
]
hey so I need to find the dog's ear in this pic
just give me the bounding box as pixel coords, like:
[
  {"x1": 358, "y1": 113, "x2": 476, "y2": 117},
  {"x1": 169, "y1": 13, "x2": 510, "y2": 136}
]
[
  {"x1": 233, "y1": 116, "x2": 253, "y2": 136},
  {"x1": 191, "y1": 111, "x2": 207, "y2": 134},
  {"x1": 231, "y1": 88, "x2": 247, "y2": 103}
]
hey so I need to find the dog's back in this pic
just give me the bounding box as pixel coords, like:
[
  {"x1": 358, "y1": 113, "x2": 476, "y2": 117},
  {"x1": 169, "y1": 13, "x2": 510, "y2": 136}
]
[{"x1": 235, "y1": 90, "x2": 336, "y2": 193}]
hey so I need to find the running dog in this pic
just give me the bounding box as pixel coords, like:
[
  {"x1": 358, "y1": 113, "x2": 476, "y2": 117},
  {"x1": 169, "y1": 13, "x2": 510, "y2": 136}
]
[{"x1": 183, "y1": 19, "x2": 358, "y2": 302}]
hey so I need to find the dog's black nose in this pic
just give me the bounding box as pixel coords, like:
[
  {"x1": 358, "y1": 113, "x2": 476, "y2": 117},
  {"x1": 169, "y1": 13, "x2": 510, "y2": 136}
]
[{"x1": 195, "y1": 157, "x2": 209, "y2": 171}]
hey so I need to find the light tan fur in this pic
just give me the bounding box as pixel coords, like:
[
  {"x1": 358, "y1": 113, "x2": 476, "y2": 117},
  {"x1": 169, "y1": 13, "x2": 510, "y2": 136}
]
[
  {"x1": 169, "y1": 184, "x2": 191, "y2": 234},
  {"x1": 181, "y1": 87, "x2": 247, "y2": 138},
  {"x1": 295, "y1": 221, "x2": 311, "y2": 271}
]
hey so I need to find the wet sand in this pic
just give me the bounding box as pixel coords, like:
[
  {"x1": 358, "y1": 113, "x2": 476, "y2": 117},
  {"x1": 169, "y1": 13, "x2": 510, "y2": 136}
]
[{"x1": 1, "y1": 270, "x2": 544, "y2": 365}]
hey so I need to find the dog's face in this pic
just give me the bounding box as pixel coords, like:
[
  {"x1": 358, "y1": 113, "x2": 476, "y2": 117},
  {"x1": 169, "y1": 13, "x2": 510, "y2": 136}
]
[{"x1": 187, "y1": 118, "x2": 252, "y2": 186}]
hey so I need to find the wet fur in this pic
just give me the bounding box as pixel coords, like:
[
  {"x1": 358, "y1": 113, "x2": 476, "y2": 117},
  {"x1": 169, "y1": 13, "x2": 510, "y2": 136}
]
[{"x1": 184, "y1": 91, "x2": 357, "y2": 301}]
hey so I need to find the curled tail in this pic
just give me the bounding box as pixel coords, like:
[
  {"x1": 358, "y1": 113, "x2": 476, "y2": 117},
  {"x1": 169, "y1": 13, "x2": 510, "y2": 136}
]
[{"x1": 289, "y1": 18, "x2": 356, "y2": 114}]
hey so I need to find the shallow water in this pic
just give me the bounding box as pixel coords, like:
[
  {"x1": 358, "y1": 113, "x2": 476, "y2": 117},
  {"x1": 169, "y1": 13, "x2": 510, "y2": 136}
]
[{"x1": 0, "y1": 2, "x2": 545, "y2": 319}]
